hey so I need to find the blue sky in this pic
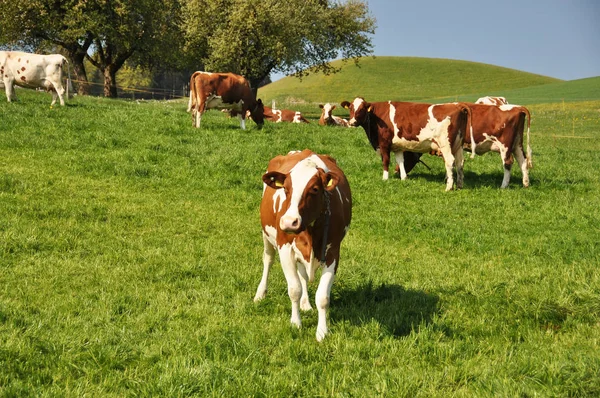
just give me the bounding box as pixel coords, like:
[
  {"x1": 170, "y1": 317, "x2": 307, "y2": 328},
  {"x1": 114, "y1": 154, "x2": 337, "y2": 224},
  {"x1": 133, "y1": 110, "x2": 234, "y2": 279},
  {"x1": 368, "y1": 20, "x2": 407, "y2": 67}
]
[{"x1": 274, "y1": 0, "x2": 600, "y2": 81}]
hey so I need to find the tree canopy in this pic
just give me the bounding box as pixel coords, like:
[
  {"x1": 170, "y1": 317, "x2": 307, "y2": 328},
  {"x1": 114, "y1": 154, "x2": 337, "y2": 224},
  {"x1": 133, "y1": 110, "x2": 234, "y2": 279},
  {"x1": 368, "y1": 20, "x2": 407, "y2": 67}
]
[
  {"x1": 0, "y1": 0, "x2": 375, "y2": 97},
  {"x1": 181, "y1": 0, "x2": 375, "y2": 90}
]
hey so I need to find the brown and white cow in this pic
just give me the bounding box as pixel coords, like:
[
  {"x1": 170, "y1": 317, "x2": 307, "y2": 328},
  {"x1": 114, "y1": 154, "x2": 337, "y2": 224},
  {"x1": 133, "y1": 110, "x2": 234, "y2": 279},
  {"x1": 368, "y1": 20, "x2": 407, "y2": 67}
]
[
  {"x1": 341, "y1": 98, "x2": 473, "y2": 191},
  {"x1": 188, "y1": 71, "x2": 264, "y2": 129},
  {"x1": 264, "y1": 106, "x2": 310, "y2": 123},
  {"x1": 319, "y1": 103, "x2": 350, "y2": 127},
  {"x1": 1, "y1": 51, "x2": 71, "y2": 106},
  {"x1": 475, "y1": 96, "x2": 508, "y2": 106},
  {"x1": 255, "y1": 149, "x2": 352, "y2": 341},
  {"x1": 467, "y1": 103, "x2": 533, "y2": 188}
]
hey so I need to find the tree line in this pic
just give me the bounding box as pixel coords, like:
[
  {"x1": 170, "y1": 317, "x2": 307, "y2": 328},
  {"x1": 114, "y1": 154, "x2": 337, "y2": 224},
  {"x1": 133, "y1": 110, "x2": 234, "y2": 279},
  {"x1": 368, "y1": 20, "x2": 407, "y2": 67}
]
[{"x1": 0, "y1": 0, "x2": 375, "y2": 98}]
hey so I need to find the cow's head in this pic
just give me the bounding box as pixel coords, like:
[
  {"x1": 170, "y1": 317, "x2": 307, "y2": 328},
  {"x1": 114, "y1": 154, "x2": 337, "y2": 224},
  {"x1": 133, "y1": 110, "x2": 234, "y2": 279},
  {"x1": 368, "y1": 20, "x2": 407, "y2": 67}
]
[
  {"x1": 263, "y1": 158, "x2": 339, "y2": 234},
  {"x1": 250, "y1": 99, "x2": 265, "y2": 128},
  {"x1": 341, "y1": 98, "x2": 371, "y2": 127},
  {"x1": 319, "y1": 103, "x2": 337, "y2": 125}
]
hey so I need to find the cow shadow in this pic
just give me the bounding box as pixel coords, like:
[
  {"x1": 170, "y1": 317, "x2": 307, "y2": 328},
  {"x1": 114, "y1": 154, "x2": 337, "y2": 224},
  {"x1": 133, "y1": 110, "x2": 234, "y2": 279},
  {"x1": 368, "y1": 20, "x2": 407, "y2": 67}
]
[
  {"x1": 331, "y1": 281, "x2": 440, "y2": 337},
  {"x1": 407, "y1": 169, "x2": 534, "y2": 189}
]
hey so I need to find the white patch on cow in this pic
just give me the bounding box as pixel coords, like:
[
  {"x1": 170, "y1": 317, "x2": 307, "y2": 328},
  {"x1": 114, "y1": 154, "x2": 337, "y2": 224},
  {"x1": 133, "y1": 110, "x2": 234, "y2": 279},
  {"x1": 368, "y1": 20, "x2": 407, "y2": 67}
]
[
  {"x1": 274, "y1": 109, "x2": 283, "y2": 122},
  {"x1": 272, "y1": 188, "x2": 286, "y2": 213},
  {"x1": 499, "y1": 104, "x2": 519, "y2": 111},
  {"x1": 391, "y1": 105, "x2": 451, "y2": 153},
  {"x1": 293, "y1": 112, "x2": 303, "y2": 123},
  {"x1": 322, "y1": 103, "x2": 333, "y2": 119},
  {"x1": 348, "y1": 98, "x2": 365, "y2": 125},
  {"x1": 315, "y1": 261, "x2": 336, "y2": 342},
  {"x1": 389, "y1": 101, "x2": 399, "y2": 134},
  {"x1": 205, "y1": 95, "x2": 244, "y2": 112},
  {"x1": 264, "y1": 225, "x2": 277, "y2": 247}
]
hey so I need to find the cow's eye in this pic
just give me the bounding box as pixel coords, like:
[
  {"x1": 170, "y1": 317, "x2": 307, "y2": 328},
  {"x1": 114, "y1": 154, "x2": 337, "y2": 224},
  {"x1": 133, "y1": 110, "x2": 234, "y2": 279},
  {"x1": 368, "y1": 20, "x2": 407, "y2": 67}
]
[{"x1": 312, "y1": 186, "x2": 320, "y2": 193}]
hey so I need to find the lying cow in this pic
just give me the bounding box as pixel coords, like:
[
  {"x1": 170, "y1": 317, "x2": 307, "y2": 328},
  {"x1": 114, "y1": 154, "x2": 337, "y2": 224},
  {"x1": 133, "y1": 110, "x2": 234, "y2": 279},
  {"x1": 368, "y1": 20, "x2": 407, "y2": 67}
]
[
  {"x1": 188, "y1": 71, "x2": 264, "y2": 129},
  {"x1": 341, "y1": 97, "x2": 473, "y2": 191},
  {"x1": 475, "y1": 96, "x2": 508, "y2": 106},
  {"x1": 255, "y1": 149, "x2": 352, "y2": 341},
  {"x1": 467, "y1": 103, "x2": 533, "y2": 188},
  {"x1": 264, "y1": 106, "x2": 309, "y2": 123},
  {"x1": 319, "y1": 103, "x2": 350, "y2": 127},
  {"x1": 1, "y1": 51, "x2": 71, "y2": 106}
]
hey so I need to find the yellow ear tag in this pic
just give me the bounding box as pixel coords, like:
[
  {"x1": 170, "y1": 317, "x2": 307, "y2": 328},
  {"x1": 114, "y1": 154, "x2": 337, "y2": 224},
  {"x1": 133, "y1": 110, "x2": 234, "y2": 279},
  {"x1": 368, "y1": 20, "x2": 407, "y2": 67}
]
[
  {"x1": 367, "y1": 105, "x2": 373, "y2": 112},
  {"x1": 275, "y1": 181, "x2": 284, "y2": 188},
  {"x1": 327, "y1": 179, "x2": 334, "y2": 187}
]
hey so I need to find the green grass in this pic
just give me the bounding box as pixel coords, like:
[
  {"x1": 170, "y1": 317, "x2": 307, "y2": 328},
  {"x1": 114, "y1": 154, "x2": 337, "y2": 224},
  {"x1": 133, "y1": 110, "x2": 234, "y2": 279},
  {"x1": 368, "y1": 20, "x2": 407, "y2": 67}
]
[
  {"x1": 1, "y1": 89, "x2": 600, "y2": 397},
  {"x1": 259, "y1": 56, "x2": 561, "y2": 104}
]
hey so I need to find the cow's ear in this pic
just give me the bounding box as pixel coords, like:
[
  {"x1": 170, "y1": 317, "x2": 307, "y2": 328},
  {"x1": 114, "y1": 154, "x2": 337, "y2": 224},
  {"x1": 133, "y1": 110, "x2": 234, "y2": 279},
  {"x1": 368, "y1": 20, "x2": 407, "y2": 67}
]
[
  {"x1": 331, "y1": 105, "x2": 336, "y2": 110},
  {"x1": 319, "y1": 104, "x2": 324, "y2": 109},
  {"x1": 323, "y1": 172, "x2": 339, "y2": 192},
  {"x1": 340, "y1": 101, "x2": 351, "y2": 109},
  {"x1": 367, "y1": 103, "x2": 373, "y2": 112},
  {"x1": 263, "y1": 171, "x2": 286, "y2": 189},
  {"x1": 257, "y1": 98, "x2": 263, "y2": 105}
]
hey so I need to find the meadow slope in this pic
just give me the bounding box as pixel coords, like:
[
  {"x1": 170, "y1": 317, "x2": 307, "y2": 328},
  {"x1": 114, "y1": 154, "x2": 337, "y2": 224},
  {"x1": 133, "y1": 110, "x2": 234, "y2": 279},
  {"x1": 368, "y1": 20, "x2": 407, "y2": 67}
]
[
  {"x1": 258, "y1": 56, "x2": 561, "y2": 104},
  {"x1": 0, "y1": 88, "x2": 599, "y2": 396}
]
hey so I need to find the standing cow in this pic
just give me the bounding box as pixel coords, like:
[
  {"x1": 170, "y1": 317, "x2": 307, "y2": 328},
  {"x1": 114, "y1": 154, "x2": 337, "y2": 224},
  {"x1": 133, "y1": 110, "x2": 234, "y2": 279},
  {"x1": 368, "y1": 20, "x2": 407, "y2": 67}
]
[
  {"x1": 1, "y1": 51, "x2": 71, "y2": 106},
  {"x1": 341, "y1": 97, "x2": 473, "y2": 191},
  {"x1": 188, "y1": 71, "x2": 264, "y2": 129},
  {"x1": 255, "y1": 149, "x2": 352, "y2": 341},
  {"x1": 467, "y1": 103, "x2": 533, "y2": 188}
]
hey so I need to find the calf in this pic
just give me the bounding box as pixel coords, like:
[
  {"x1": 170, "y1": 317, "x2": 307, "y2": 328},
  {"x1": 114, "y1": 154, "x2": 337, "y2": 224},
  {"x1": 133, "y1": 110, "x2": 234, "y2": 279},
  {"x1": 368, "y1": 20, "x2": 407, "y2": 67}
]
[
  {"x1": 1, "y1": 51, "x2": 71, "y2": 106},
  {"x1": 264, "y1": 106, "x2": 309, "y2": 123},
  {"x1": 319, "y1": 103, "x2": 350, "y2": 127},
  {"x1": 467, "y1": 103, "x2": 533, "y2": 188},
  {"x1": 255, "y1": 149, "x2": 352, "y2": 341},
  {"x1": 341, "y1": 97, "x2": 472, "y2": 191},
  {"x1": 188, "y1": 71, "x2": 264, "y2": 129}
]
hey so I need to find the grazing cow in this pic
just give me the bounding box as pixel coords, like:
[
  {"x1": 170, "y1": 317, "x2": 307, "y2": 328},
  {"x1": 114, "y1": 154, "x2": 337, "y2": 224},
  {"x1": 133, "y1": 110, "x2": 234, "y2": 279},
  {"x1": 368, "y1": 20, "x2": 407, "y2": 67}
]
[
  {"x1": 1, "y1": 51, "x2": 70, "y2": 106},
  {"x1": 319, "y1": 103, "x2": 350, "y2": 127},
  {"x1": 188, "y1": 71, "x2": 264, "y2": 129},
  {"x1": 467, "y1": 103, "x2": 533, "y2": 188},
  {"x1": 255, "y1": 149, "x2": 352, "y2": 341},
  {"x1": 475, "y1": 96, "x2": 508, "y2": 106},
  {"x1": 264, "y1": 106, "x2": 310, "y2": 123},
  {"x1": 341, "y1": 98, "x2": 472, "y2": 191}
]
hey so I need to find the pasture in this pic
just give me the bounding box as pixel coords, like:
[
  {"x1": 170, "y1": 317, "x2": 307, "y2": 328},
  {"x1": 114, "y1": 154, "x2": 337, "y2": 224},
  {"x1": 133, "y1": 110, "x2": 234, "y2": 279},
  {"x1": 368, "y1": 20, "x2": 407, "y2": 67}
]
[{"x1": 1, "y1": 83, "x2": 600, "y2": 396}]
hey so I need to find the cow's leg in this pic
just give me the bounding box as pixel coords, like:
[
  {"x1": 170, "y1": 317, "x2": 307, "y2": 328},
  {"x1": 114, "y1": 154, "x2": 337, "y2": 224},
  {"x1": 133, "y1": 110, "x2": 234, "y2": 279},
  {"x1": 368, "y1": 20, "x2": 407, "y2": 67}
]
[
  {"x1": 500, "y1": 148, "x2": 512, "y2": 189},
  {"x1": 254, "y1": 233, "x2": 276, "y2": 302},
  {"x1": 49, "y1": 81, "x2": 66, "y2": 106},
  {"x1": 394, "y1": 151, "x2": 408, "y2": 180},
  {"x1": 454, "y1": 146, "x2": 465, "y2": 189},
  {"x1": 279, "y1": 244, "x2": 302, "y2": 328},
  {"x1": 4, "y1": 79, "x2": 16, "y2": 102},
  {"x1": 194, "y1": 104, "x2": 202, "y2": 128},
  {"x1": 239, "y1": 114, "x2": 246, "y2": 130},
  {"x1": 440, "y1": 148, "x2": 455, "y2": 191},
  {"x1": 381, "y1": 146, "x2": 392, "y2": 181},
  {"x1": 513, "y1": 146, "x2": 530, "y2": 188},
  {"x1": 315, "y1": 261, "x2": 336, "y2": 342},
  {"x1": 296, "y1": 262, "x2": 313, "y2": 311}
]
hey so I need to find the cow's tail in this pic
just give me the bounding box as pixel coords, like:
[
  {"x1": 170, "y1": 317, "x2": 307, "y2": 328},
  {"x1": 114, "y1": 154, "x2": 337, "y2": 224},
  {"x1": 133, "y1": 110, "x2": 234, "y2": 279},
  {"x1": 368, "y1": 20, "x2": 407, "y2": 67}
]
[
  {"x1": 522, "y1": 107, "x2": 533, "y2": 168},
  {"x1": 460, "y1": 103, "x2": 475, "y2": 158}
]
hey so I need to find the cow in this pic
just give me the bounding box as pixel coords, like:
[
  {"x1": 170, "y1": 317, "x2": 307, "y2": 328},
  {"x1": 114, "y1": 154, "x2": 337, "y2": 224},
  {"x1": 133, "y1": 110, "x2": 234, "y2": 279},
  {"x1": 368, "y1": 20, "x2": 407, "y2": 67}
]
[
  {"x1": 263, "y1": 106, "x2": 310, "y2": 123},
  {"x1": 341, "y1": 97, "x2": 473, "y2": 191},
  {"x1": 255, "y1": 149, "x2": 352, "y2": 341},
  {"x1": 467, "y1": 103, "x2": 533, "y2": 188},
  {"x1": 188, "y1": 71, "x2": 264, "y2": 129},
  {"x1": 1, "y1": 51, "x2": 71, "y2": 106},
  {"x1": 319, "y1": 103, "x2": 350, "y2": 127},
  {"x1": 475, "y1": 96, "x2": 508, "y2": 106}
]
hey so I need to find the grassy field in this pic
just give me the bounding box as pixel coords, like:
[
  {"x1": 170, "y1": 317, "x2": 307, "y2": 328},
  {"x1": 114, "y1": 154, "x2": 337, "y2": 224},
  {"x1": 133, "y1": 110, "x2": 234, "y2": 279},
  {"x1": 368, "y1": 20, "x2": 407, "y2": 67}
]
[{"x1": 1, "y1": 77, "x2": 600, "y2": 397}]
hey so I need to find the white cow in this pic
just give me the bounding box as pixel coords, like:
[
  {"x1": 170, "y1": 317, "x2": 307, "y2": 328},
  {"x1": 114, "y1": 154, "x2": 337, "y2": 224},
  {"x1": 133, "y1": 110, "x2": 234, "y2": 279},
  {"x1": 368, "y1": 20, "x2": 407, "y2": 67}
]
[{"x1": 1, "y1": 51, "x2": 71, "y2": 106}]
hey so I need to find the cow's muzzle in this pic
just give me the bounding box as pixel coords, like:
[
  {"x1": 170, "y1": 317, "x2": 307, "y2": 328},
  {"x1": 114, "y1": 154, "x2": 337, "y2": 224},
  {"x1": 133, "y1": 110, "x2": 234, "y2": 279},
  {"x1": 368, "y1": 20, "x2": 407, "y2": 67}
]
[{"x1": 280, "y1": 214, "x2": 302, "y2": 233}]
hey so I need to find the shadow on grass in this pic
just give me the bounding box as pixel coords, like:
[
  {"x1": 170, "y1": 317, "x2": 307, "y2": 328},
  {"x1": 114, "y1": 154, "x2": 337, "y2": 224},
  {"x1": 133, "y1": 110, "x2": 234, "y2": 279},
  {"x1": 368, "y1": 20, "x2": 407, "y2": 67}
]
[{"x1": 332, "y1": 280, "x2": 440, "y2": 337}]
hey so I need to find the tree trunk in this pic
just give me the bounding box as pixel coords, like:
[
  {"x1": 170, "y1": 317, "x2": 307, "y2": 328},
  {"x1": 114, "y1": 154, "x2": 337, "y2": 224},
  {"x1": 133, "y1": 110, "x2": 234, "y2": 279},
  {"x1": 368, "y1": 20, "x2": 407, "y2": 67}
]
[
  {"x1": 71, "y1": 53, "x2": 90, "y2": 96},
  {"x1": 103, "y1": 66, "x2": 118, "y2": 98}
]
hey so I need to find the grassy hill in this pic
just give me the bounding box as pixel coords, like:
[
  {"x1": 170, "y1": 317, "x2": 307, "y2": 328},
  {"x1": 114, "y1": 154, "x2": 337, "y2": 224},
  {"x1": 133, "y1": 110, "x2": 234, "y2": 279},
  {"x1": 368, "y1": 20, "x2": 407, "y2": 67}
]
[{"x1": 258, "y1": 56, "x2": 561, "y2": 105}]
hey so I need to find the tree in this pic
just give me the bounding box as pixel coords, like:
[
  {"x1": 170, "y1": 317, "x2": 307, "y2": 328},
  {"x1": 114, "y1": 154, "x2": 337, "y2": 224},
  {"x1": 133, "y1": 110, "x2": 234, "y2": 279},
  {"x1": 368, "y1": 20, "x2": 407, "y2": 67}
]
[
  {"x1": 180, "y1": 0, "x2": 375, "y2": 93},
  {"x1": 0, "y1": 0, "x2": 186, "y2": 97}
]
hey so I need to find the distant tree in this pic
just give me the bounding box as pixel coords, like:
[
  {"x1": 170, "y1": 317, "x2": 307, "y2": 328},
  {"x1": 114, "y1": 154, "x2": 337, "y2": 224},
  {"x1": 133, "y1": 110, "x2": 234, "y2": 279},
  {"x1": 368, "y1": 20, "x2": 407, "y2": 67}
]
[
  {"x1": 0, "y1": 0, "x2": 186, "y2": 97},
  {"x1": 180, "y1": 0, "x2": 375, "y2": 93}
]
